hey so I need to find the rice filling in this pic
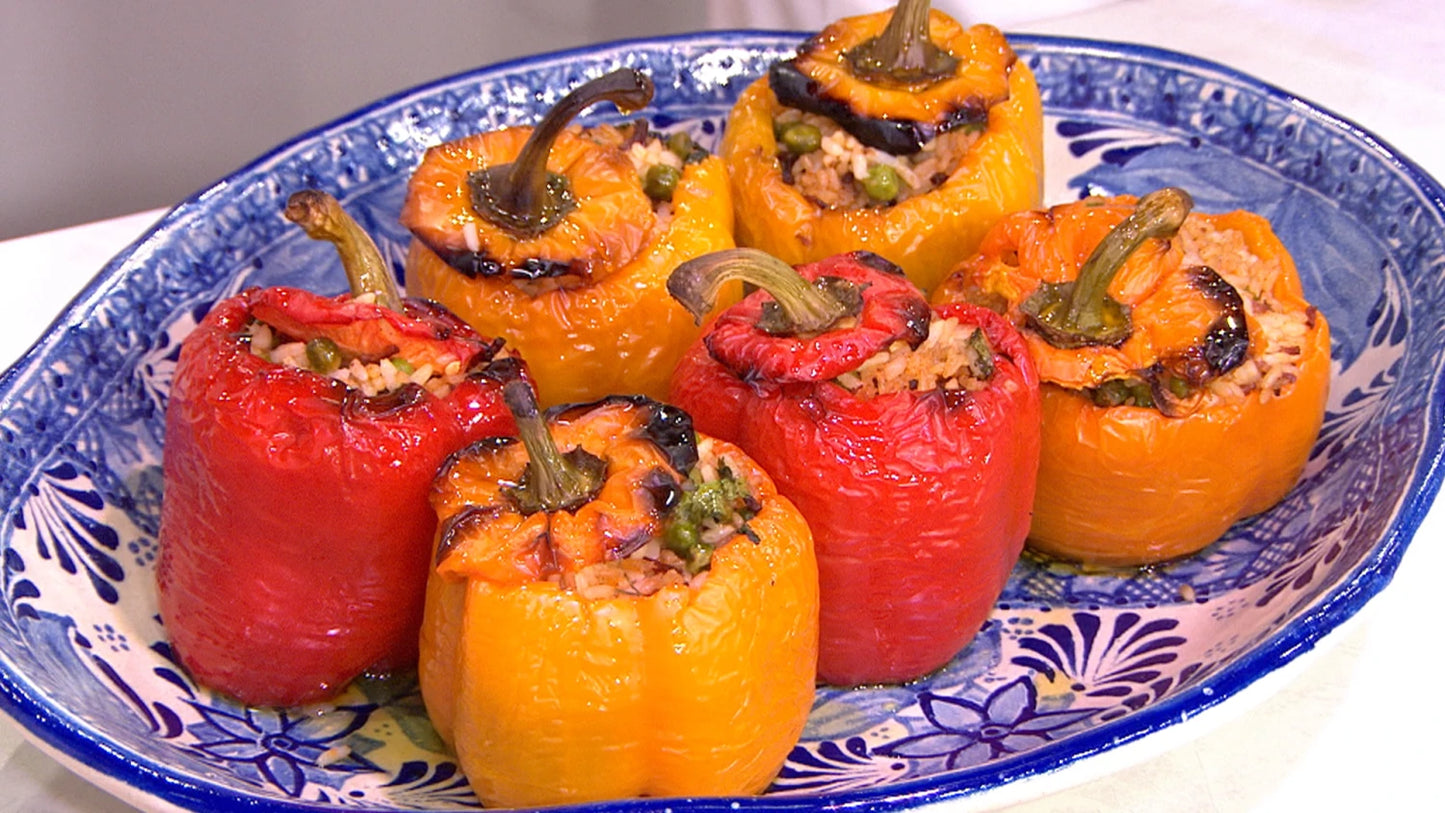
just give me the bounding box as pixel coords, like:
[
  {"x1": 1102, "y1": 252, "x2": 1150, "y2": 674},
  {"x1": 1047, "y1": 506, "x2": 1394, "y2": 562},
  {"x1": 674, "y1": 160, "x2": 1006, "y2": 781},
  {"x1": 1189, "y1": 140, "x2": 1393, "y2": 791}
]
[
  {"x1": 1181, "y1": 219, "x2": 1311, "y2": 405},
  {"x1": 773, "y1": 108, "x2": 982, "y2": 209},
  {"x1": 836, "y1": 316, "x2": 996, "y2": 397},
  {"x1": 244, "y1": 307, "x2": 474, "y2": 399},
  {"x1": 562, "y1": 437, "x2": 761, "y2": 601},
  {"x1": 1084, "y1": 218, "x2": 1314, "y2": 411}
]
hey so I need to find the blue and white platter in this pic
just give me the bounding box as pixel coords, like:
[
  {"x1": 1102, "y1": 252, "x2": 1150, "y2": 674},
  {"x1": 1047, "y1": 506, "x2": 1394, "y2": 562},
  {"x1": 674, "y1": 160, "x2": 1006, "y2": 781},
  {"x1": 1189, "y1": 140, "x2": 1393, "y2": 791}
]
[{"x1": 2, "y1": 31, "x2": 1443, "y2": 813}]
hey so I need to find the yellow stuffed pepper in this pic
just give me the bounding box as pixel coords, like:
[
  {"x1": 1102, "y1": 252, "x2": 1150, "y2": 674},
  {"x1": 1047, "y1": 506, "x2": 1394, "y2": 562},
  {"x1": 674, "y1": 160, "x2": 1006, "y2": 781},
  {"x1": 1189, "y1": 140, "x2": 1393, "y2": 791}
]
[
  {"x1": 721, "y1": 0, "x2": 1043, "y2": 295},
  {"x1": 933, "y1": 188, "x2": 1331, "y2": 565},
  {"x1": 401, "y1": 68, "x2": 736, "y2": 407},
  {"x1": 419, "y1": 380, "x2": 818, "y2": 807}
]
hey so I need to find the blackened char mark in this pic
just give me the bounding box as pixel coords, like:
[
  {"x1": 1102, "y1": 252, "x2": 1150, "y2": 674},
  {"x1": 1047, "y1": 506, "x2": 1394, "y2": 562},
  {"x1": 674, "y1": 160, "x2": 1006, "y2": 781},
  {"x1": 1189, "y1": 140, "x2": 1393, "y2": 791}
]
[
  {"x1": 768, "y1": 59, "x2": 988, "y2": 156},
  {"x1": 425, "y1": 241, "x2": 586, "y2": 282},
  {"x1": 1187, "y1": 265, "x2": 1250, "y2": 376}
]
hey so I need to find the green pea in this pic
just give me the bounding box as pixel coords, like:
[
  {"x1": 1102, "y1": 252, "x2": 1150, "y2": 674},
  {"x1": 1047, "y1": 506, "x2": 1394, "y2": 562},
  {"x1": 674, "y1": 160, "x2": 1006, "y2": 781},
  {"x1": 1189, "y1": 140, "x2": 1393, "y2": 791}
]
[
  {"x1": 779, "y1": 122, "x2": 822, "y2": 155},
  {"x1": 644, "y1": 163, "x2": 682, "y2": 202},
  {"x1": 863, "y1": 164, "x2": 902, "y2": 202},
  {"x1": 305, "y1": 337, "x2": 343, "y2": 373},
  {"x1": 664, "y1": 521, "x2": 701, "y2": 558},
  {"x1": 665, "y1": 132, "x2": 709, "y2": 164},
  {"x1": 666, "y1": 131, "x2": 708, "y2": 163},
  {"x1": 1091, "y1": 378, "x2": 1154, "y2": 408},
  {"x1": 1091, "y1": 379, "x2": 1131, "y2": 407}
]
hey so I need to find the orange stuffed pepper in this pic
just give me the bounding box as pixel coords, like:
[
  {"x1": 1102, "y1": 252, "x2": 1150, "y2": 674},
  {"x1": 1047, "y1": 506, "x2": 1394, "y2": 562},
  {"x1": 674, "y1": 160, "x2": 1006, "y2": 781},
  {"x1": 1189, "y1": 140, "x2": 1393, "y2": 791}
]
[
  {"x1": 933, "y1": 188, "x2": 1331, "y2": 565},
  {"x1": 418, "y1": 382, "x2": 818, "y2": 807},
  {"x1": 401, "y1": 68, "x2": 736, "y2": 407},
  {"x1": 721, "y1": 0, "x2": 1043, "y2": 294}
]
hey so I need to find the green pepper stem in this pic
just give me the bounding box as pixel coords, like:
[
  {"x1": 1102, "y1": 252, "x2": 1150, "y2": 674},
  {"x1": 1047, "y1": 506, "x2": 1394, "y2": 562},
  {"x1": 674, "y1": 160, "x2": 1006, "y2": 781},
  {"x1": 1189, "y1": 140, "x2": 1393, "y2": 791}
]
[
  {"x1": 284, "y1": 189, "x2": 403, "y2": 311},
  {"x1": 667, "y1": 248, "x2": 861, "y2": 333},
  {"x1": 502, "y1": 379, "x2": 605, "y2": 514},
  {"x1": 1074, "y1": 187, "x2": 1193, "y2": 326},
  {"x1": 845, "y1": 0, "x2": 959, "y2": 86},
  {"x1": 470, "y1": 68, "x2": 654, "y2": 237},
  {"x1": 1020, "y1": 187, "x2": 1194, "y2": 349}
]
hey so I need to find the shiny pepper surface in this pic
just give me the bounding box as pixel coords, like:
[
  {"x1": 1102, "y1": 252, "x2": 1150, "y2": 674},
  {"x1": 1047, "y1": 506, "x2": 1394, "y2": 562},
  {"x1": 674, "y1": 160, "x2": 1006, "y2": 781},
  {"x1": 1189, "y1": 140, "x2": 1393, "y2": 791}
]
[
  {"x1": 720, "y1": 7, "x2": 1042, "y2": 295},
  {"x1": 669, "y1": 250, "x2": 1040, "y2": 686},
  {"x1": 401, "y1": 69, "x2": 736, "y2": 408},
  {"x1": 419, "y1": 394, "x2": 818, "y2": 807},
  {"x1": 157, "y1": 288, "x2": 521, "y2": 706},
  {"x1": 933, "y1": 192, "x2": 1331, "y2": 565}
]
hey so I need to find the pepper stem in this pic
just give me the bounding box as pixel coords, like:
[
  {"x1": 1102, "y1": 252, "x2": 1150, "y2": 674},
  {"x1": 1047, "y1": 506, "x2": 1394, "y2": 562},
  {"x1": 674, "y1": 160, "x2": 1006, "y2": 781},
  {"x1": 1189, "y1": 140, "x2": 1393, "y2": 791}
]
[
  {"x1": 1019, "y1": 187, "x2": 1194, "y2": 349},
  {"x1": 501, "y1": 379, "x2": 606, "y2": 515},
  {"x1": 284, "y1": 190, "x2": 403, "y2": 311},
  {"x1": 667, "y1": 248, "x2": 863, "y2": 334},
  {"x1": 469, "y1": 68, "x2": 654, "y2": 238},
  {"x1": 845, "y1": 0, "x2": 959, "y2": 86}
]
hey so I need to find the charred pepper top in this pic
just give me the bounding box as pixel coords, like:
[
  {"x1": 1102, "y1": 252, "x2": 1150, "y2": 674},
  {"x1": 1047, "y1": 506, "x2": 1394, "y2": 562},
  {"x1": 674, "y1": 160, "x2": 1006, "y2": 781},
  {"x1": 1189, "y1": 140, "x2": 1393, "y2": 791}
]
[
  {"x1": 670, "y1": 248, "x2": 932, "y2": 384},
  {"x1": 404, "y1": 68, "x2": 659, "y2": 282},
  {"x1": 940, "y1": 187, "x2": 1265, "y2": 418},
  {"x1": 431, "y1": 381, "x2": 760, "y2": 587},
  {"x1": 769, "y1": 0, "x2": 1012, "y2": 155}
]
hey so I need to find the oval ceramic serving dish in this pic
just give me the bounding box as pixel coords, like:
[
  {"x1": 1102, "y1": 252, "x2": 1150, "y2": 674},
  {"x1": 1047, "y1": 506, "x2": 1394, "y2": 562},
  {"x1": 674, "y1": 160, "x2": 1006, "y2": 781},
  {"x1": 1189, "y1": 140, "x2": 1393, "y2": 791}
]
[{"x1": 1, "y1": 31, "x2": 1443, "y2": 813}]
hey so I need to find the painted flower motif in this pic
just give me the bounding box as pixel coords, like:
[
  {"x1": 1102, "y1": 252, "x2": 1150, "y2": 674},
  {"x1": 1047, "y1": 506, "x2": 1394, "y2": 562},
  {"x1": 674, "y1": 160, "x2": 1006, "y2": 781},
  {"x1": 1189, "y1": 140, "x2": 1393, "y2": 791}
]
[
  {"x1": 1010, "y1": 610, "x2": 1190, "y2": 718},
  {"x1": 771, "y1": 736, "x2": 910, "y2": 795},
  {"x1": 186, "y1": 701, "x2": 378, "y2": 798},
  {"x1": 15, "y1": 461, "x2": 124, "y2": 604},
  {"x1": 874, "y1": 678, "x2": 1095, "y2": 770}
]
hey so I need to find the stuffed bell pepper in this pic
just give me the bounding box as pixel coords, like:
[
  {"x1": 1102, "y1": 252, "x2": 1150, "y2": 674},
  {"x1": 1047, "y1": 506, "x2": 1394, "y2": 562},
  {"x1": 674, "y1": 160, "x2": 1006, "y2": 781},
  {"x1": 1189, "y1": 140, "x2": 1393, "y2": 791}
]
[
  {"x1": 157, "y1": 191, "x2": 524, "y2": 707},
  {"x1": 933, "y1": 188, "x2": 1331, "y2": 565},
  {"x1": 419, "y1": 381, "x2": 818, "y2": 807},
  {"x1": 401, "y1": 67, "x2": 737, "y2": 408},
  {"x1": 720, "y1": 0, "x2": 1043, "y2": 295},
  {"x1": 667, "y1": 248, "x2": 1040, "y2": 686}
]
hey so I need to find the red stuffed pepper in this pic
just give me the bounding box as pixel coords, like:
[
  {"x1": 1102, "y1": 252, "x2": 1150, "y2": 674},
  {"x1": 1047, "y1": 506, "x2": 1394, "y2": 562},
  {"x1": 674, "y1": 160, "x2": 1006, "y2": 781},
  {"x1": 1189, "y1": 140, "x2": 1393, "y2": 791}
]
[
  {"x1": 667, "y1": 248, "x2": 1040, "y2": 686},
  {"x1": 157, "y1": 191, "x2": 523, "y2": 707}
]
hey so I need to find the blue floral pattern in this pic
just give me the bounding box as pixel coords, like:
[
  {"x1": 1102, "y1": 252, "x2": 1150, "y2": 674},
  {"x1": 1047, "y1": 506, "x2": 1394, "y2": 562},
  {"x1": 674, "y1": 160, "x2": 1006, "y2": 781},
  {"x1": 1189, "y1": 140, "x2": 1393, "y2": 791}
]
[
  {"x1": 183, "y1": 702, "x2": 379, "y2": 797},
  {"x1": 874, "y1": 679, "x2": 1098, "y2": 769},
  {"x1": 1, "y1": 32, "x2": 1443, "y2": 813}
]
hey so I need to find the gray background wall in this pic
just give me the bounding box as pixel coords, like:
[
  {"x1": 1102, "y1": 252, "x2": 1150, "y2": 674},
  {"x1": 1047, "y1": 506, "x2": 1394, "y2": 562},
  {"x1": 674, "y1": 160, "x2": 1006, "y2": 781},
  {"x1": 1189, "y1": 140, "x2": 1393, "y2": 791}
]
[
  {"x1": 0, "y1": 0, "x2": 710, "y2": 241},
  {"x1": 7, "y1": 1, "x2": 1437, "y2": 243}
]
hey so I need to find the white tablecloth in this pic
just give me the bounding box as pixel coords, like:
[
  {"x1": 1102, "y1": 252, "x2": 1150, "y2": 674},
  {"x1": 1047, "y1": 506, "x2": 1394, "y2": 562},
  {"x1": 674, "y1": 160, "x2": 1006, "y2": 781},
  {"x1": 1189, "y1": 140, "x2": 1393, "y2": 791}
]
[{"x1": 2, "y1": 0, "x2": 1442, "y2": 810}]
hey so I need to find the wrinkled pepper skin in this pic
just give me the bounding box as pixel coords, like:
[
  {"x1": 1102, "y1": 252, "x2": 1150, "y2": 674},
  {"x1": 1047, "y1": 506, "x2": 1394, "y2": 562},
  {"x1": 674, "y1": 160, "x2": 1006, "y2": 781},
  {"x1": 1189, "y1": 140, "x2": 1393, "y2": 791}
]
[
  {"x1": 157, "y1": 288, "x2": 521, "y2": 706},
  {"x1": 721, "y1": 15, "x2": 1043, "y2": 295},
  {"x1": 670, "y1": 252, "x2": 1040, "y2": 686},
  {"x1": 419, "y1": 396, "x2": 818, "y2": 807},
  {"x1": 402, "y1": 126, "x2": 736, "y2": 408},
  {"x1": 934, "y1": 197, "x2": 1331, "y2": 565}
]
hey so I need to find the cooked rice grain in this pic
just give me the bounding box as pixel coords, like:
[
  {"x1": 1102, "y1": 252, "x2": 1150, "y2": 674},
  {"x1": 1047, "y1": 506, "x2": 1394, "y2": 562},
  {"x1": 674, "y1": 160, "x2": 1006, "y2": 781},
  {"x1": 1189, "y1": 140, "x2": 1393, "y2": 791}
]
[
  {"x1": 245, "y1": 318, "x2": 469, "y2": 399},
  {"x1": 776, "y1": 109, "x2": 979, "y2": 209},
  {"x1": 1177, "y1": 218, "x2": 1312, "y2": 404},
  {"x1": 838, "y1": 317, "x2": 994, "y2": 398},
  {"x1": 555, "y1": 437, "x2": 750, "y2": 601}
]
